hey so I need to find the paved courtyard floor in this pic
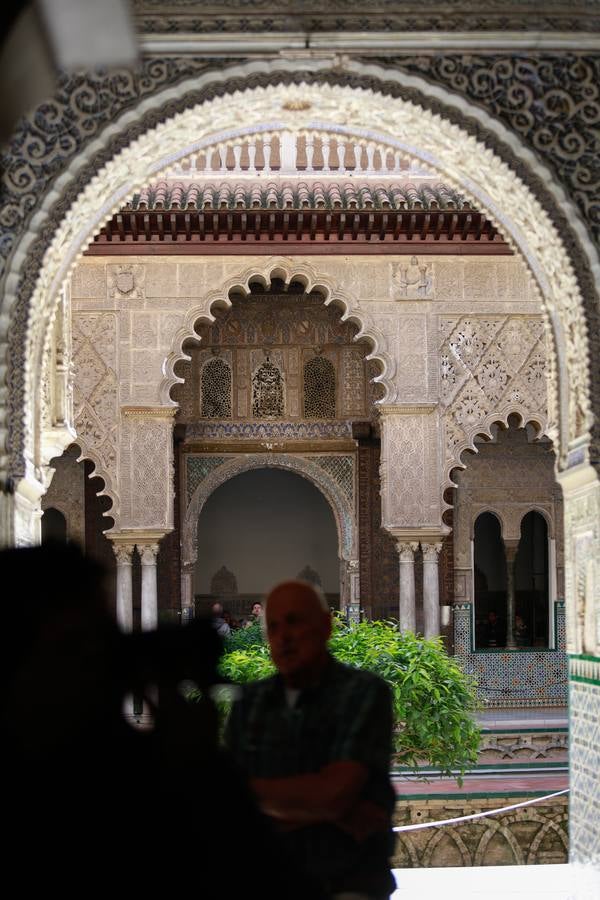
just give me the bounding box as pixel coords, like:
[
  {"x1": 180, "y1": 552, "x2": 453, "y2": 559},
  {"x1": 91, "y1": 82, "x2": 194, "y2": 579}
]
[{"x1": 390, "y1": 864, "x2": 599, "y2": 899}]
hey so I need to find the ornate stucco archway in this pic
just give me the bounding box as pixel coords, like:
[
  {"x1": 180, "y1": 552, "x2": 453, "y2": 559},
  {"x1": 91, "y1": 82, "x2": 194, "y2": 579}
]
[
  {"x1": 160, "y1": 255, "x2": 394, "y2": 408},
  {"x1": 182, "y1": 453, "x2": 355, "y2": 564},
  {"x1": 2, "y1": 61, "x2": 600, "y2": 864},
  {"x1": 3, "y1": 67, "x2": 597, "y2": 501},
  {"x1": 180, "y1": 452, "x2": 357, "y2": 612}
]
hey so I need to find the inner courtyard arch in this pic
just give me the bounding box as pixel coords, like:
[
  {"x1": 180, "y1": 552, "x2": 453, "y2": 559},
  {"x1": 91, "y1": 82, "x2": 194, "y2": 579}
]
[
  {"x1": 195, "y1": 467, "x2": 340, "y2": 619},
  {"x1": 2, "y1": 58, "x2": 600, "y2": 866}
]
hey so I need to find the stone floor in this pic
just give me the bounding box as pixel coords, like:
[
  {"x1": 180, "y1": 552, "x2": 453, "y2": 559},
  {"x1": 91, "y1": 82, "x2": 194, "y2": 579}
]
[{"x1": 390, "y1": 864, "x2": 599, "y2": 899}]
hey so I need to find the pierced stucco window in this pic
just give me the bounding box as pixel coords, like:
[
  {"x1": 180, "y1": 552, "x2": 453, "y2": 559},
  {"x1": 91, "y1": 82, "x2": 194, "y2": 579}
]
[
  {"x1": 252, "y1": 359, "x2": 284, "y2": 418},
  {"x1": 303, "y1": 355, "x2": 336, "y2": 418},
  {"x1": 201, "y1": 357, "x2": 232, "y2": 418}
]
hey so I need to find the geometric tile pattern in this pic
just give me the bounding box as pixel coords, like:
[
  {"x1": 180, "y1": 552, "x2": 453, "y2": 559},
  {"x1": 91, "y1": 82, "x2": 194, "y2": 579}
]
[
  {"x1": 186, "y1": 455, "x2": 227, "y2": 503},
  {"x1": 454, "y1": 602, "x2": 567, "y2": 707},
  {"x1": 569, "y1": 661, "x2": 600, "y2": 865},
  {"x1": 312, "y1": 455, "x2": 354, "y2": 503}
]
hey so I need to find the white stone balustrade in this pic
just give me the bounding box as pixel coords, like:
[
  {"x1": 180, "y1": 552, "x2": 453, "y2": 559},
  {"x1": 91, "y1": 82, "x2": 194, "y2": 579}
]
[{"x1": 170, "y1": 130, "x2": 421, "y2": 179}]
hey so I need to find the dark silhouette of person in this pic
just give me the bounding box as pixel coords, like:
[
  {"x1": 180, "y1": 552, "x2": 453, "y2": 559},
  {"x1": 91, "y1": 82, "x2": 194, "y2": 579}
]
[
  {"x1": 226, "y1": 580, "x2": 396, "y2": 899},
  {"x1": 1, "y1": 542, "x2": 321, "y2": 898}
]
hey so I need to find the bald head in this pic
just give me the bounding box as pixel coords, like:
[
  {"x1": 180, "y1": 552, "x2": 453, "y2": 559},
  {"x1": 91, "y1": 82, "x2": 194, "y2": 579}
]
[{"x1": 264, "y1": 580, "x2": 332, "y2": 687}]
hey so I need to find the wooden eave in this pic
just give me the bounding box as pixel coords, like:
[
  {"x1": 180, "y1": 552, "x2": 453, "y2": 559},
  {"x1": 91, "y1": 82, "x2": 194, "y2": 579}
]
[{"x1": 85, "y1": 206, "x2": 512, "y2": 256}]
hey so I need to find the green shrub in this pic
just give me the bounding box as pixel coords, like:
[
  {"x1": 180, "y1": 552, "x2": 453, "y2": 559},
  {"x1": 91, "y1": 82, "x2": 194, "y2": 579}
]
[{"x1": 194, "y1": 617, "x2": 480, "y2": 780}]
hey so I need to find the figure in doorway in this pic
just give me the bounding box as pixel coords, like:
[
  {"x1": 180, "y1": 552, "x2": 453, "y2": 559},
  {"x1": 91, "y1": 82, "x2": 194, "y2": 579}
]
[{"x1": 226, "y1": 580, "x2": 396, "y2": 899}]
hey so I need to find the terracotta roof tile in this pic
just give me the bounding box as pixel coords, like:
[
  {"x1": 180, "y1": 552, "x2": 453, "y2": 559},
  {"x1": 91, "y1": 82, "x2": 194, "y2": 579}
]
[{"x1": 128, "y1": 180, "x2": 471, "y2": 212}]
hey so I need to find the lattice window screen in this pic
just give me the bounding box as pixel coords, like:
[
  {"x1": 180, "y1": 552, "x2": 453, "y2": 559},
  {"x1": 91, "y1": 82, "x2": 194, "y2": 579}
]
[
  {"x1": 304, "y1": 356, "x2": 336, "y2": 418},
  {"x1": 252, "y1": 360, "x2": 284, "y2": 417},
  {"x1": 201, "y1": 357, "x2": 232, "y2": 418}
]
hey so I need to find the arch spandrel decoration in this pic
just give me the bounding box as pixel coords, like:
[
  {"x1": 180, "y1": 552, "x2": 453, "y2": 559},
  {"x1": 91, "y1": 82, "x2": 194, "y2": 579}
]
[
  {"x1": 4, "y1": 72, "x2": 597, "y2": 491},
  {"x1": 159, "y1": 256, "x2": 393, "y2": 409},
  {"x1": 182, "y1": 453, "x2": 355, "y2": 568}
]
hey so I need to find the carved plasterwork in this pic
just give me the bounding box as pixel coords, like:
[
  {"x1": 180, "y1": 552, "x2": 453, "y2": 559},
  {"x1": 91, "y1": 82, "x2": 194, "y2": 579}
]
[
  {"x1": 379, "y1": 405, "x2": 442, "y2": 530},
  {"x1": 71, "y1": 312, "x2": 119, "y2": 514},
  {"x1": 560, "y1": 469, "x2": 600, "y2": 657},
  {"x1": 119, "y1": 409, "x2": 175, "y2": 531},
  {"x1": 6, "y1": 73, "x2": 595, "y2": 512},
  {"x1": 440, "y1": 315, "x2": 550, "y2": 488},
  {"x1": 108, "y1": 264, "x2": 145, "y2": 301},
  {"x1": 163, "y1": 257, "x2": 392, "y2": 412},
  {"x1": 393, "y1": 257, "x2": 433, "y2": 300},
  {"x1": 182, "y1": 452, "x2": 355, "y2": 566},
  {"x1": 452, "y1": 427, "x2": 563, "y2": 606}
]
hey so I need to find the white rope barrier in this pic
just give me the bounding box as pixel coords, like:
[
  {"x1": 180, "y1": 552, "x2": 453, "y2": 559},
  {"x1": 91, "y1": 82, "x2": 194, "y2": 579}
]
[{"x1": 393, "y1": 788, "x2": 569, "y2": 832}]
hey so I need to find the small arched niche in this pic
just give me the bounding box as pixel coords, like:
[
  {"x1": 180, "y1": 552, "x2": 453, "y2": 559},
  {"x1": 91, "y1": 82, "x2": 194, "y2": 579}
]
[
  {"x1": 41, "y1": 507, "x2": 67, "y2": 544},
  {"x1": 194, "y1": 467, "x2": 340, "y2": 621},
  {"x1": 474, "y1": 511, "x2": 507, "y2": 649}
]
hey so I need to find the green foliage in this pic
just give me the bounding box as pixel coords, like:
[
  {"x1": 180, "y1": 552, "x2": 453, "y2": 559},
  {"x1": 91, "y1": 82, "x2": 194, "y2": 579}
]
[
  {"x1": 195, "y1": 617, "x2": 480, "y2": 780},
  {"x1": 328, "y1": 618, "x2": 480, "y2": 780},
  {"x1": 223, "y1": 620, "x2": 265, "y2": 651}
]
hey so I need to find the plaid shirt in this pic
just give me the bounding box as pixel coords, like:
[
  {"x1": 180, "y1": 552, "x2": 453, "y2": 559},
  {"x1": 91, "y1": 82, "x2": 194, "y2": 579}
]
[{"x1": 225, "y1": 656, "x2": 396, "y2": 896}]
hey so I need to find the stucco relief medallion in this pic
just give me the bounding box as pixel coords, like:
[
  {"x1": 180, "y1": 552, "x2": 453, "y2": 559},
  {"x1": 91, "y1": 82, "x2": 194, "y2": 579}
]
[
  {"x1": 393, "y1": 257, "x2": 432, "y2": 299},
  {"x1": 108, "y1": 265, "x2": 145, "y2": 300}
]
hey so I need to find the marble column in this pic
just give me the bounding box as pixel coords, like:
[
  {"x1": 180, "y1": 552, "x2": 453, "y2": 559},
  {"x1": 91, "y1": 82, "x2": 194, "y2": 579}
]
[
  {"x1": 112, "y1": 542, "x2": 135, "y2": 632},
  {"x1": 140, "y1": 542, "x2": 159, "y2": 631},
  {"x1": 422, "y1": 542, "x2": 443, "y2": 639},
  {"x1": 181, "y1": 563, "x2": 195, "y2": 623},
  {"x1": 398, "y1": 542, "x2": 419, "y2": 633},
  {"x1": 343, "y1": 558, "x2": 361, "y2": 622},
  {"x1": 505, "y1": 541, "x2": 519, "y2": 649}
]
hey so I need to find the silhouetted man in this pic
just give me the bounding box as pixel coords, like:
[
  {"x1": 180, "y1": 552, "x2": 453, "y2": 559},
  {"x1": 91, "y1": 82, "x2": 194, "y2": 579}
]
[{"x1": 226, "y1": 580, "x2": 396, "y2": 900}]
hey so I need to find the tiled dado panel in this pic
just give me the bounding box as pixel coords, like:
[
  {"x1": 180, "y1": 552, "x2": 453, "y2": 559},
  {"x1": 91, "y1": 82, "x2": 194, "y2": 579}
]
[
  {"x1": 454, "y1": 603, "x2": 567, "y2": 707},
  {"x1": 570, "y1": 656, "x2": 600, "y2": 865}
]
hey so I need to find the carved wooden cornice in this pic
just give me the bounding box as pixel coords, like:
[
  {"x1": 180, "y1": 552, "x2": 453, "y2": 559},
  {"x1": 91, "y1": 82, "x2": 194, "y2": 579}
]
[
  {"x1": 378, "y1": 403, "x2": 437, "y2": 417},
  {"x1": 121, "y1": 406, "x2": 177, "y2": 419},
  {"x1": 87, "y1": 202, "x2": 511, "y2": 256}
]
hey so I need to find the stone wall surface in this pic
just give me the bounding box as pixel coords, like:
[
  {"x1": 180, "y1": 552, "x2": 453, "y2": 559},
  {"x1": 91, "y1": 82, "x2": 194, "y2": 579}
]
[{"x1": 392, "y1": 795, "x2": 568, "y2": 867}]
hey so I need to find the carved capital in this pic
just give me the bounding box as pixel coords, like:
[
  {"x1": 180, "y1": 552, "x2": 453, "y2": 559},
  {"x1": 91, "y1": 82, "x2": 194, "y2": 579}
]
[
  {"x1": 397, "y1": 541, "x2": 419, "y2": 561},
  {"x1": 422, "y1": 542, "x2": 443, "y2": 562},
  {"x1": 111, "y1": 542, "x2": 135, "y2": 565},
  {"x1": 139, "y1": 543, "x2": 159, "y2": 566}
]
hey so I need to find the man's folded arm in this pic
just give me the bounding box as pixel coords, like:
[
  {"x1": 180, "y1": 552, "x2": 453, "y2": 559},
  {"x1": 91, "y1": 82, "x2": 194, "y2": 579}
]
[{"x1": 251, "y1": 759, "x2": 368, "y2": 824}]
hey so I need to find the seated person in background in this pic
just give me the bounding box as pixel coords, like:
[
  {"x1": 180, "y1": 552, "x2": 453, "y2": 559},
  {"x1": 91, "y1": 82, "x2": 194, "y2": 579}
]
[
  {"x1": 485, "y1": 610, "x2": 500, "y2": 647},
  {"x1": 226, "y1": 580, "x2": 396, "y2": 900},
  {"x1": 211, "y1": 600, "x2": 231, "y2": 638},
  {"x1": 515, "y1": 614, "x2": 528, "y2": 647}
]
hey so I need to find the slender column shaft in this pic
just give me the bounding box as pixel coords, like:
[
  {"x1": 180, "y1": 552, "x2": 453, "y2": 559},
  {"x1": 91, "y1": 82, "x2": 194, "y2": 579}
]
[
  {"x1": 181, "y1": 564, "x2": 195, "y2": 622},
  {"x1": 505, "y1": 542, "x2": 519, "y2": 648},
  {"x1": 140, "y1": 543, "x2": 159, "y2": 631},
  {"x1": 398, "y1": 542, "x2": 418, "y2": 633},
  {"x1": 423, "y1": 542, "x2": 443, "y2": 639},
  {"x1": 112, "y1": 542, "x2": 135, "y2": 632}
]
